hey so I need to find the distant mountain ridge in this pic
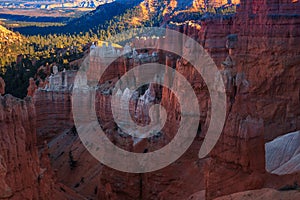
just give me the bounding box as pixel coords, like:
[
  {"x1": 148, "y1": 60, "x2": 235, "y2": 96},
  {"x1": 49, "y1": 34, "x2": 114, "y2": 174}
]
[
  {"x1": 12, "y1": 0, "x2": 143, "y2": 35},
  {"x1": 12, "y1": 0, "x2": 240, "y2": 35},
  {"x1": 0, "y1": 0, "x2": 114, "y2": 9}
]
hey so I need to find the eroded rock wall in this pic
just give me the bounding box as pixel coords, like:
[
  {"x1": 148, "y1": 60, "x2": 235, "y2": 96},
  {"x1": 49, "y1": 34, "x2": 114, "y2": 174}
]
[
  {"x1": 0, "y1": 94, "x2": 81, "y2": 199},
  {"x1": 36, "y1": 1, "x2": 300, "y2": 199},
  {"x1": 34, "y1": 91, "x2": 74, "y2": 147},
  {"x1": 205, "y1": 0, "x2": 300, "y2": 199}
]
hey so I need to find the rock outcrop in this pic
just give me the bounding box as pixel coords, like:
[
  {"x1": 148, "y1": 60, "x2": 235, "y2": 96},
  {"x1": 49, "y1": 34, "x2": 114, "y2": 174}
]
[{"x1": 27, "y1": 78, "x2": 37, "y2": 97}]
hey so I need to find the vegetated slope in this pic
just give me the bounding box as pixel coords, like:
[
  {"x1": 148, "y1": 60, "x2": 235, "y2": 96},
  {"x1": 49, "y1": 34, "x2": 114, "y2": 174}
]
[
  {"x1": 0, "y1": 25, "x2": 25, "y2": 67},
  {"x1": 13, "y1": 0, "x2": 240, "y2": 36},
  {"x1": 0, "y1": 24, "x2": 21, "y2": 41},
  {"x1": 0, "y1": 26, "x2": 92, "y2": 99},
  {"x1": 63, "y1": 0, "x2": 144, "y2": 33}
]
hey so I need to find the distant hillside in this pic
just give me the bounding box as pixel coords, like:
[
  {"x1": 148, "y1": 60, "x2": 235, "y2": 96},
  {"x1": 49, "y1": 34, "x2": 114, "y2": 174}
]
[
  {"x1": 64, "y1": 0, "x2": 143, "y2": 32},
  {"x1": 0, "y1": 25, "x2": 15, "y2": 38},
  {"x1": 0, "y1": 25, "x2": 25, "y2": 65},
  {"x1": 13, "y1": 0, "x2": 240, "y2": 36},
  {"x1": 12, "y1": 0, "x2": 194, "y2": 35},
  {"x1": 13, "y1": 0, "x2": 143, "y2": 35}
]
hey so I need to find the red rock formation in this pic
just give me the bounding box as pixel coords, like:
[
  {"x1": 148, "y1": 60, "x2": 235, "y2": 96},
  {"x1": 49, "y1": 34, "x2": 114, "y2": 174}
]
[
  {"x1": 234, "y1": 0, "x2": 300, "y2": 141},
  {"x1": 0, "y1": 95, "x2": 38, "y2": 199},
  {"x1": 34, "y1": 90, "x2": 74, "y2": 147},
  {"x1": 204, "y1": 0, "x2": 300, "y2": 199},
  {"x1": 0, "y1": 77, "x2": 4, "y2": 95},
  {"x1": 0, "y1": 95, "x2": 82, "y2": 199},
  {"x1": 43, "y1": 48, "x2": 206, "y2": 199},
  {"x1": 151, "y1": 0, "x2": 299, "y2": 199},
  {"x1": 30, "y1": 1, "x2": 300, "y2": 199}
]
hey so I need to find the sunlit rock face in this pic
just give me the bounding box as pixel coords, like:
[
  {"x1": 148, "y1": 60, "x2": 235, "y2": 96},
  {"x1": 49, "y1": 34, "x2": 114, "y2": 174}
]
[{"x1": 192, "y1": 0, "x2": 241, "y2": 10}]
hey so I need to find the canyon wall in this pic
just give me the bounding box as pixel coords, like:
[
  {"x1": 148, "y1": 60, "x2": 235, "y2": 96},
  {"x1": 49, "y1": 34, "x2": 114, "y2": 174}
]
[
  {"x1": 33, "y1": 0, "x2": 300, "y2": 199},
  {"x1": 0, "y1": 95, "x2": 40, "y2": 199},
  {"x1": 0, "y1": 93, "x2": 82, "y2": 199},
  {"x1": 204, "y1": 0, "x2": 300, "y2": 199},
  {"x1": 234, "y1": 0, "x2": 300, "y2": 141},
  {"x1": 33, "y1": 70, "x2": 79, "y2": 147},
  {"x1": 33, "y1": 90, "x2": 74, "y2": 146},
  {"x1": 155, "y1": 0, "x2": 300, "y2": 199}
]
